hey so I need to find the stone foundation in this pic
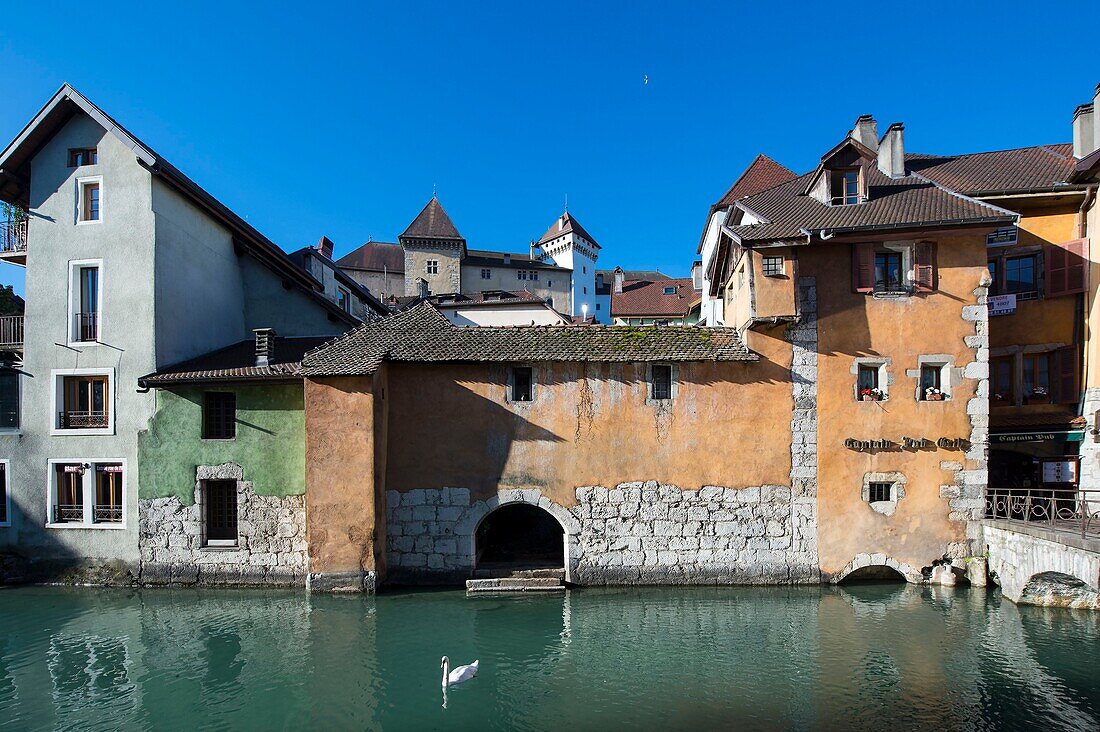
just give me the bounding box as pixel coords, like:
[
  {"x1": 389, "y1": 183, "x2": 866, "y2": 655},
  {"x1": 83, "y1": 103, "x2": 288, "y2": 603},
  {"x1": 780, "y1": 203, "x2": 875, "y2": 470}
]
[{"x1": 138, "y1": 463, "x2": 307, "y2": 587}]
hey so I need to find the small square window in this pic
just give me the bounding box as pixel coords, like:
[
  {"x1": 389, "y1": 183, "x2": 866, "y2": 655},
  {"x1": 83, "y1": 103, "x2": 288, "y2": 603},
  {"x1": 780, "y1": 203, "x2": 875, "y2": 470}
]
[
  {"x1": 762, "y1": 256, "x2": 783, "y2": 277},
  {"x1": 651, "y1": 364, "x2": 673, "y2": 401},
  {"x1": 68, "y1": 148, "x2": 98, "y2": 167},
  {"x1": 204, "y1": 480, "x2": 238, "y2": 546},
  {"x1": 203, "y1": 392, "x2": 236, "y2": 439},
  {"x1": 481, "y1": 268, "x2": 491, "y2": 279},
  {"x1": 425, "y1": 259, "x2": 439, "y2": 275},
  {"x1": 868, "y1": 482, "x2": 893, "y2": 503},
  {"x1": 511, "y1": 367, "x2": 533, "y2": 402}
]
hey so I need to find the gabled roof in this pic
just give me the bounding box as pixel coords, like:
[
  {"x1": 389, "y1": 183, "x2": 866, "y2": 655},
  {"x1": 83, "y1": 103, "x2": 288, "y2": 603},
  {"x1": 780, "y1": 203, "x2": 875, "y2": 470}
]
[
  {"x1": 537, "y1": 212, "x2": 600, "y2": 247},
  {"x1": 611, "y1": 277, "x2": 699, "y2": 317},
  {"x1": 287, "y1": 246, "x2": 390, "y2": 317},
  {"x1": 908, "y1": 144, "x2": 1084, "y2": 196},
  {"x1": 400, "y1": 197, "x2": 464, "y2": 240},
  {"x1": 0, "y1": 84, "x2": 356, "y2": 326},
  {"x1": 336, "y1": 240, "x2": 404, "y2": 273},
  {"x1": 713, "y1": 154, "x2": 797, "y2": 209},
  {"x1": 301, "y1": 302, "x2": 754, "y2": 376},
  {"x1": 138, "y1": 336, "x2": 335, "y2": 387}
]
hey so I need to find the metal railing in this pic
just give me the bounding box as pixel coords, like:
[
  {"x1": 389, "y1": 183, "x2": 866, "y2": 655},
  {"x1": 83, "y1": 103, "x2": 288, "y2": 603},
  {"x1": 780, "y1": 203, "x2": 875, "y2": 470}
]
[
  {"x1": 93, "y1": 505, "x2": 123, "y2": 523},
  {"x1": 58, "y1": 410, "x2": 109, "y2": 429},
  {"x1": 0, "y1": 315, "x2": 23, "y2": 348},
  {"x1": 985, "y1": 487, "x2": 1100, "y2": 538},
  {"x1": 0, "y1": 217, "x2": 27, "y2": 254},
  {"x1": 53, "y1": 504, "x2": 84, "y2": 523},
  {"x1": 74, "y1": 312, "x2": 98, "y2": 342}
]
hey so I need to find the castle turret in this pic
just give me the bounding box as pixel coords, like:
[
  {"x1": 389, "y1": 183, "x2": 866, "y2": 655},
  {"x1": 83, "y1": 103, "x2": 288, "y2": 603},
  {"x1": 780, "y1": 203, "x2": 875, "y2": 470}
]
[
  {"x1": 399, "y1": 197, "x2": 465, "y2": 296},
  {"x1": 535, "y1": 212, "x2": 600, "y2": 319}
]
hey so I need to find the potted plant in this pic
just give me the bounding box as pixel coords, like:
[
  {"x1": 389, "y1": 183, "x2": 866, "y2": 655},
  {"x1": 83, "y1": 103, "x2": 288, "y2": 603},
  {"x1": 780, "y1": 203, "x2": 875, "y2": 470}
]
[
  {"x1": 924, "y1": 387, "x2": 945, "y2": 401},
  {"x1": 860, "y1": 387, "x2": 886, "y2": 402}
]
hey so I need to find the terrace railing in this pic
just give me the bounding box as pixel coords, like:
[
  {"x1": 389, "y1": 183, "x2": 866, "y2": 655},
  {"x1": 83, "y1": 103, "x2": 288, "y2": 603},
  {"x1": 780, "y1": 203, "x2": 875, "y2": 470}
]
[
  {"x1": 93, "y1": 505, "x2": 123, "y2": 523},
  {"x1": 0, "y1": 217, "x2": 27, "y2": 255},
  {"x1": 985, "y1": 487, "x2": 1100, "y2": 539},
  {"x1": 53, "y1": 504, "x2": 84, "y2": 523},
  {"x1": 0, "y1": 315, "x2": 22, "y2": 348}
]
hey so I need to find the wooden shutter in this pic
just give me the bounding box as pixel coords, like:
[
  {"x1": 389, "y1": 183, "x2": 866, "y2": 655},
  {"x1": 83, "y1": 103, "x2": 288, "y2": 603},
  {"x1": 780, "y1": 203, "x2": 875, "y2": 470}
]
[
  {"x1": 914, "y1": 241, "x2": 938, "y2": 292},
  {"x1": 1045, "y1": 238, "x2": 1088, "y2": 297},
  {"x1": 851, "y1": 243, "x2": 875, "y2": 293},
  {"x1": 1054, "y1": 346, "x2": 1080, "y2": 404}
]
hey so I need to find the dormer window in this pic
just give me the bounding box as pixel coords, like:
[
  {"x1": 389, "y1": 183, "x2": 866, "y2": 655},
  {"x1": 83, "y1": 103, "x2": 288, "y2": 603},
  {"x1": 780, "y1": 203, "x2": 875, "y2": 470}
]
[
  {"x1": 663, "y1": 286, "x2": 676, "y2": 295},
  {"x1": 831, "y1": 168, "x2": 862, "y2": 205}
]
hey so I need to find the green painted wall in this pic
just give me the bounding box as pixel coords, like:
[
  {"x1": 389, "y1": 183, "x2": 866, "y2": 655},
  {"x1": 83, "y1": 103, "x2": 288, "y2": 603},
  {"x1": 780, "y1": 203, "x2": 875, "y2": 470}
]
[{"x1": 138, "y1": 384, "x2": 306, "y2": 503}]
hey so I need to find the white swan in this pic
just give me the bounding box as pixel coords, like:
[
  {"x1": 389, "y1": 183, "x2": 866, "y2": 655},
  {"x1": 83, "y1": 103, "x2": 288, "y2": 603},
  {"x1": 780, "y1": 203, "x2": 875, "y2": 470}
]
[{"x1": 441, "y1": 656, "x2": 479, "y2": 688}]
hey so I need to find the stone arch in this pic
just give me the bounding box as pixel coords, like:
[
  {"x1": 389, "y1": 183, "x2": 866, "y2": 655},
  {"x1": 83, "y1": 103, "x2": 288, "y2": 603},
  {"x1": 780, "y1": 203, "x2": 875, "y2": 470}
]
[
  {"x1": 1017, "y1": 571, "x2": 1100, "y2": 609},
  {"x1": 833, "y1": 553, "x2": 923, "y2": 584},
  {"x1": 455, "y1": 489, "x2": 580, "y2": 582}
]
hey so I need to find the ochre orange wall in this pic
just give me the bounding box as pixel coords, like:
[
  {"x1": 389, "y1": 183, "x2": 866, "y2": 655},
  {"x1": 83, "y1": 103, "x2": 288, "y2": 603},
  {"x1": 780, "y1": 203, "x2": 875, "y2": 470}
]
[
  {"x1": 383, "y1": 345, "x2": 794, "y2": 507},
  {"x1": 802, "y1": 233, "x2": 987, "y2": 577},
  {"x1": 751, "y1": 247, "x2": 797, "y2": 319}
]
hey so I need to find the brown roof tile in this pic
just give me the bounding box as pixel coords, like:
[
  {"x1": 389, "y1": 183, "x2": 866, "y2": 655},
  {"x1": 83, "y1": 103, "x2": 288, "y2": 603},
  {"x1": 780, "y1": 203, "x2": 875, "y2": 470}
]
[
  {"x1": 400, "y1": 197, "x2": 463, "y2": 240},
  {"x1": 537, "y1": 212, "x2": 600, "y2": 247},
  {"x1": 301, "y1": 302, "x2": 753, "y2": 376},
  {"x1": 909, "y1": 144, "x2": 1082, "y2": 196},
  {"x1": 714, "y1": 154, "x2": 798, "y2": 209},
  {"x1": 611, "y1": 277, "x2": 699, "y2": 317},
  {"x1": 336, "y1": 241, "x2": 404, "y2": 273},
  {"x1": 139, "y1": 336, "x2": 335, "y2": 386}
]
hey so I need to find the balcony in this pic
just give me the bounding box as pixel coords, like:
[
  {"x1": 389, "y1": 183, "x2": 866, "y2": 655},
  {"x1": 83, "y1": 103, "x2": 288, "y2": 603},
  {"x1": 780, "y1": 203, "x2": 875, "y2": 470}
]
[
  {"x1": 52, "y1": 504, "x2": 84, "y2": 523},
  {"x1": 0, "y1": 315, "x2": 22, "y2": 350},
  {"x1": 93, "y1": 505, "x2": 123, "y2": 523},
  {"x1": 58, "y1": 410, "x2": 109, "y2": 429},
  {"x1": 0, "y1": 217, "x2": 27, "y2": 265},
  {"x1": 74, "y1": 312, "x2": 98, "y2": 342}
]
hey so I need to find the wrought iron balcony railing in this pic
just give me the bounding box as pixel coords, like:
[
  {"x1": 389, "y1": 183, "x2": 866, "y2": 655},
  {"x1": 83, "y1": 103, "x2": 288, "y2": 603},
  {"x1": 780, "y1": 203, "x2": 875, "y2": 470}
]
[
  {"x1": 58, "y1": 410, "x2": 109, "y2": 429},
  {"x1": 985, "y1": 487, "x2": 1100, "y2": 539},
  {"x1": 0, "y1": 315, "x2": 23, "y2": 348},
  {"x1": 53, "y1": 504, "x2": 84, "y2": 523},
  {"x1": 0, "y1": 217, "x2": 27, "y2": 254},
  {"x1": 74, "y1": 312, "x2": 98, "y2": 342},
  {"x1": 93, "y1": 505, "x2": 123, "y2": 523}
]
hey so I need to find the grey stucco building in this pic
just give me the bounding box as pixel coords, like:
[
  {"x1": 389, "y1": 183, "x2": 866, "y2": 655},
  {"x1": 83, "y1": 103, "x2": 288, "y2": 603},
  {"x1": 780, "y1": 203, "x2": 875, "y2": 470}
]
[{"x1": 0, "y1": 84, "x2": 356, "y2": 580}]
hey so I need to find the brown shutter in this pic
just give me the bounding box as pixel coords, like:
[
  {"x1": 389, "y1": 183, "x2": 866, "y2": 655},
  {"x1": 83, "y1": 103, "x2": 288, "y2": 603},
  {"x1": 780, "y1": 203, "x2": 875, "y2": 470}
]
[
  {"x1": 851, "y1": 243, "x2": 874, "y2": 293},
  {"x1": 1045, "y1": 238, "x2": 1088, "y2": 297},
  {"x1": 914, "y1": 241, "x2": 937, "y2": 292},
  {"x1": 1055, "y1": 346, "x2": 1080, "y2": 404}
]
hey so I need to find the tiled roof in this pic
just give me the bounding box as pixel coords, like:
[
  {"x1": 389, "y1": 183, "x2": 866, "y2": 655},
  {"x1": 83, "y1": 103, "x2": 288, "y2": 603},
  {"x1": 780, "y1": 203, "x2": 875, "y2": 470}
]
[
  {"x1": 597, "y1": 268, "x2": 671, "y2": 281},
  {"x1": 433, "y1": 290, "x2": 545, "y2": 306},
  {"x1": 728, "y1": 165, "x2": 1015, "y2": 243},
  {"x1": 538, "y1": 212, "x2": 600, "y2": 247},
  {"x1": 464, "y1": 249, "x2": 569, "y2": 271},
  {"x1": 611, "y1": 277, "x2": 699, "y2": 317},
  {"x1": 400, "y1": 197, "x2": 463, "y2": 240},
  {"x1": 301, "y1": 302, "x2": 754, "y2": 376},
  {"x1": 909, "y1": 144, "x2": 1083, "y2": 196},
  {"x1": 139, "y1": 337, "x2": 334, "y2": 386},
  {"x1": 714, "y1": 154, "x2": 798, "y2": 209},
  {"x1": 336, "y1": 241, "x2": 404, "y2": 273}
]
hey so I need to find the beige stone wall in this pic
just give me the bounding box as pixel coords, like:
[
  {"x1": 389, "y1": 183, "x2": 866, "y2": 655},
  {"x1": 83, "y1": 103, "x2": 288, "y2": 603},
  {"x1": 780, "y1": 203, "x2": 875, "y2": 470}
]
[{"x1": 403, "y1": 245, "x2": 461, "y2": 295}]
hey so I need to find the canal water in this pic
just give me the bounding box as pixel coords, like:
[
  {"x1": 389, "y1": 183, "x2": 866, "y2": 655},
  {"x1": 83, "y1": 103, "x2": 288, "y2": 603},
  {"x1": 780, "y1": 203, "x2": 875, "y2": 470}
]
[{"x1": 1, "y1": 584, "x2": 1097, "y2": 731}]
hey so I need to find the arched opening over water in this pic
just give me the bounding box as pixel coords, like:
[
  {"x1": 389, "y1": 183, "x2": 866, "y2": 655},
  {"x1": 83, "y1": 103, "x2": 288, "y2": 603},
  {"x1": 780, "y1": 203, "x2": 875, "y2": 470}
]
[
  {"x1": 1019, "y1": 571, "x2": 1100, "y2": 608},
  {"x1": 838, "y1": 565, "x2": 907, "y2": 584},
  {"x1": 475, "y1": 503, "x2": 564, "y2": 572}
]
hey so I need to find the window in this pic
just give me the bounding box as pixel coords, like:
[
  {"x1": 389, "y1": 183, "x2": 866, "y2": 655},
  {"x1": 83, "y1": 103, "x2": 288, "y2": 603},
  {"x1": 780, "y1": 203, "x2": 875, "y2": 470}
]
[
  {"x1": 68, "y1": 148, "x2": 98, "y2": 167},
  {"x1": 663, "y1": 286, "x2": 676, "y2": 295},
  {"x1": 1005, "y1": 254, "x2": 1037, "y2": 296},
  {"x1": 204, "y1": 480, "x2": 238, "y2": 546},
  {"x1": 874, "y1": 252, "x2": 904, "y2": 292},
  {"x1": 481, "y1": 268, "x2": 491, "y2": 279},
  {"x1": 77, "y1": 177, "x2": 101, "y2": 223},
  {"x1": 991, "y1": 356, "x2": 1014, "y2": 403},
  {"x1": 203, "y1": 392, "x2": 237, "y2": 440},
  {"x1": 595, "y1": 303, "x2": 601, "y2": 311},
  {"x1": 530, "y1": 270, "x2": 538, "y2": 281},
  {"x1": 857, "y1": 363, "x2": 886, "y2": 401},
  {"x1": 831, "y1": 168, "x2": 861, "y2": 205},
  {"x1": 762, "y1": 256, "x2": 783, "y2": 277},
  {"x1": 337, "y1": 287, "x2": 351, "y2": 313},
  {"x1": 0, "y1": 368, "x2": 18, "y2": 431},
  {"x1": 920, "y1": 363, "x2": 948, "y2": 400},
  {"x1": 583, "y1": 266, "x2": 587, "y2": 274},
  {"x1": 986, "y1": 260, "x2": 999, "y2": 294},
  {"x1": 1023, "y1": 353, "x2": 1052, "y2": 404},
  {"x1": 425, "y1": 259, "x2": 438, "y2": 275},
  {"x1": 583, "y1": 286, "x2": 587, "y2": 294},
  {"x1": 511, "y1": 367, "x2": 533, "y2": 402},
  {"x1": 59, "y1": 375, "x2": 109, "y2": 429},
  {"x1": 71, "y1": 263, "x2": 100, "y2": 342},
  {"x1": 868, "y1": 482, "x2": 892, "y2": 503},
  {"x1": 0, "y1": 460, "x2": 8, "y2": 526},
  {"x1": 651, "y1": 364, "x2": 673, "y2": 401},
  {"x1": 518, "y1": 270, "x2": 527, "y2": 281},
  {"x1": 47, "y1": 460, "x2": 125, "y2": 527}
]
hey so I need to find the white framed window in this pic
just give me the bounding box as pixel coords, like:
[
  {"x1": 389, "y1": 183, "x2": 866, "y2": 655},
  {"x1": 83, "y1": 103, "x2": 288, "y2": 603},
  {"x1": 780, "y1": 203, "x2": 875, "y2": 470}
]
[
  {"x1": 50, "y1": 368, "x2": 115, "y2": 436},
  {"x1": 76, "y1": 175, "x2": 103, "y2": 224},
  {"x1": 0, "y1": 459, "x2": 10, "y2": 527},
  {"x1": 916, "y1": 357, "x2": 953, "y2": 401},
  {"x1": 861, "y1": 472, "x2": 906, "y2": 516},
  {"x1": 853, "y1": 359, "x2": 889, "y2": 402},
  {"x1": 45, "y1": 458, "x2": 126, "y2": 529},
  {"x1": 425, "y1": 259, "x2": 439, "y2": 275},
  {"x1": 481, "y1": 268, "x2": 491, "y2": 279},
  {"x1": 337, "y1": 286, "x2": 351, "y2": 313},
  {"x1": 67, "y1": 259, "x2": 102, "y2": 345}
]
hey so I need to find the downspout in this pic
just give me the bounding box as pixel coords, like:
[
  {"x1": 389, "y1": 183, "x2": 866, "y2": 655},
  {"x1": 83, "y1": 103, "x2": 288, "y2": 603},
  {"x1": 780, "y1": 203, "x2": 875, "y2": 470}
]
[{"x1": 1078, "y1": 185, "x2": 1096, "y2": 422}]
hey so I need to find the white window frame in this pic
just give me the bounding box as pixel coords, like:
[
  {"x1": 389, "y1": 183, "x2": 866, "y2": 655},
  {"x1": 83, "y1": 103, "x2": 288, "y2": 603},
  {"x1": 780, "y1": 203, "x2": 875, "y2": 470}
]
[
  {"x1": 0, "y1": 459, "x2": 10, "y2": 527},
  {"x1": 425, "y1": 259, "x2": 439, "y2": 275},
  {"x1": 915, "y1": 355, "x2": 954, "y2": 401},
  {"x1": 0, "y1": 366, "x2": 21, "y2": 435},
  {"x1": 67, "y1": 258, "x2": 104, "y2": 347},
  {"x1": 852, "y1": 358, "x2": 890, "y2": 401},
  {"x1": 336, "y1": 286, "x2": 351, "y2": 313},
  {"x1": 481, "y1": 268, "x2": 491, "y2": 279},
  {"x1": 45, "y1": 457, "x2": 127, "y2": 530},
  {"x1": 50, "y1": 368, "x2": 115, "y2": 436},
  {"x1": 76, "y1": 175, "x2": 103, "y2": 225}
]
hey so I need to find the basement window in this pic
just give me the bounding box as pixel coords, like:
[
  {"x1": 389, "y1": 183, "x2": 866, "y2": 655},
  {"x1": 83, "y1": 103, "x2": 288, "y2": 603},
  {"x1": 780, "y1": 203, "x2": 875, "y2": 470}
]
[
  {"x1": 202, "y1": 392, "x2": 236, "y2": 440},
  {"x1": 510, "y1": 367, "x2": 533, "y2": 402}
]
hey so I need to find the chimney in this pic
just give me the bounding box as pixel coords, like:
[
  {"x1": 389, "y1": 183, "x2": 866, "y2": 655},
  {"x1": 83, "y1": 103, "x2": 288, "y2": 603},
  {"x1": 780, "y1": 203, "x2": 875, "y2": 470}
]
[
  {"x1": 851, "y1": 115, "x2": 879, "y2": 152},
  {"x1": 530, "y1": 239, "x2": 536, "y2": 259},
  {"x1": 316, "y1": 236, "x2": 334, "y2": 259},
  {"x1": 416, "y1": 277, "x2": 429, "y2": 298},
  {"x1": 613, "y1": 266, "x2": 624, "y2": 294},
  {"x1": 253, "y1": 328, "x2": 276, "y2": 367},
  {"x1": 691, "y1": 260, "x2": 703, "y2": 290},
  {"x1": 1073, "y1": 86, "x2": 1099, "y2": 159},
  {"x1": 877, "y1": 123, "x2": 906, "y2": 178}
]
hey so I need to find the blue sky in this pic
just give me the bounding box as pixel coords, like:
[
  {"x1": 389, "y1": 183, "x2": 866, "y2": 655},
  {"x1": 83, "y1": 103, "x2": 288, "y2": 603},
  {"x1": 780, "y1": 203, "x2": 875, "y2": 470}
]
[{"x1": 1, "y1": 1, "x2": 1098, "y2": 297}]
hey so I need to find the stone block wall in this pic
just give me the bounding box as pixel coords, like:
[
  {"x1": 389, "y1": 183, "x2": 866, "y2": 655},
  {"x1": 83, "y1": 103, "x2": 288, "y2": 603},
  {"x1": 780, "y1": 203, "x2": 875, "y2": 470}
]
[{"x1": 138, "y1": 463, "x2": 307, "y2": 586}]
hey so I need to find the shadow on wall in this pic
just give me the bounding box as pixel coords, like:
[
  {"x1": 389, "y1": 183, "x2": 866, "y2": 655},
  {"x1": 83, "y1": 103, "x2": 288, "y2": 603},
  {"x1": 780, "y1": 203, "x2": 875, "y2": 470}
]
[{"x1": 1, "y1": 494, "x2": 103, "y2": 584}]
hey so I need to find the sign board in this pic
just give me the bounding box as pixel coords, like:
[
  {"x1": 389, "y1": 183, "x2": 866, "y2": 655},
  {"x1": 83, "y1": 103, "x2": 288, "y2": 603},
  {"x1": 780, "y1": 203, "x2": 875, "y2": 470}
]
[
  {"x1": 63, "y1": 464, "x2": 85, "y2": 473},
  {"x1": 988, "y1": 294, "x2": 1016, "y2": 317},
  {"x1": 986, "y1": 226, "x2": 1018, "y2": 247},
  {"x1": 98, "y1": 464, "x2": 124, "y2": 473},
  {"x1": 1041, "y1": 458, "x2": 1078, "y2": 485},
  {"x1": 991, "y1": 431, "x2": 1085, "y2": 444}
]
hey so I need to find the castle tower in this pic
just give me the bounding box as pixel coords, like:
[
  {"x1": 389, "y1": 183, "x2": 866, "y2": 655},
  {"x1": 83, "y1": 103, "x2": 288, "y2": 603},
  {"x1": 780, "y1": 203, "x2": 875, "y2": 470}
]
[
  {"x1": 399, "y1": 197, "x2": 465, "y2": 296},
  {"x1": 535, "y1": 212, "x2": 600, "y2": 319}
]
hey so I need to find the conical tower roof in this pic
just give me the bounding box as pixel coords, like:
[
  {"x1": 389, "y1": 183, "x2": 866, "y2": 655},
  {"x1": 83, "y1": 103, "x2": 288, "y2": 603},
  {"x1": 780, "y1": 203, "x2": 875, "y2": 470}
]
[
  {"x1": 400, "y1": 196, "x2": 464, "y2": 241},
  {"x1": 537, "y1": 211, "x2": 600, "y2": 248}
]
